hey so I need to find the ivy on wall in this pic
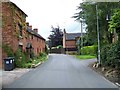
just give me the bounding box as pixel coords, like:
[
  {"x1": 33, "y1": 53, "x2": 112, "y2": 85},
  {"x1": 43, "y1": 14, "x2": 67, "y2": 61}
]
[{"x1": 2, "y1": 44, "x2": 14, "y2": 57}]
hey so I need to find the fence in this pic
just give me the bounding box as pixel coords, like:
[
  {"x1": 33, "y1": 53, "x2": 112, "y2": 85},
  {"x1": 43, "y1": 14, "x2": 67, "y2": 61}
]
[{"x1": 50, "y1": 48, "x2": 65, "y2": 54}]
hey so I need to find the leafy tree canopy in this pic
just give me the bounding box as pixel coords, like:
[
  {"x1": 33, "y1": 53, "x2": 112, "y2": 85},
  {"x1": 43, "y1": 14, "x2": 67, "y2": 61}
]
[
  {"x1": 109, "y1": 9, "x2": 120, "y2": 33},
  {"x1": 48, "y1": 26, "x2": 63, "y2": 48},
  {"x1": 73, "y1": 2, "x2": 120, "y2": 45}
]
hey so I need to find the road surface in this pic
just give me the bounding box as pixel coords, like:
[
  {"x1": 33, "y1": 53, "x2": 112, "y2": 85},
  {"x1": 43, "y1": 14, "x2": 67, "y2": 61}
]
[{"x1": 4, "y1": 54, "x2": 118, "y2": 88}]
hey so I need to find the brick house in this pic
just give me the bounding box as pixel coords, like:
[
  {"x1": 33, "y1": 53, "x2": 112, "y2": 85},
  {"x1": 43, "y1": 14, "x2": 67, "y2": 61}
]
[
  {"x1": 2, "y1": 2, "x2": 28, "y2": 59},
  {"x1": 26, "y1": 23, "x2": 45, "y2": 58},
  {"x1": 2, "y1": 2, "x2": 45, "y2": 67},
  {"x1": 63, "y1": 29, "x2": 85, "y2": 53}
]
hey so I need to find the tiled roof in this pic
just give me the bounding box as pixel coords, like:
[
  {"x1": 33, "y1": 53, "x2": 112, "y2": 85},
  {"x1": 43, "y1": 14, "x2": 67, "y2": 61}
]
[
  {"x1": 66, "y1": 33, "x2": 85, "y2": 40},
  {"x1": 26, "y1": 28, "x2": 45, "y2": 41}
]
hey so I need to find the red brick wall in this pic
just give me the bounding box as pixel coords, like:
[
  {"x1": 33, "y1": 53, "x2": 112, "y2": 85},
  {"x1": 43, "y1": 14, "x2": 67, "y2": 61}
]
[
  {"x1": 27, "y1": 33, "x2": 45, "y2": 56},
  {"x1": 2, "y1": 2, "x2": 45, "y2": 62},
  {"x1": 2, "y1": 2, "x2": 27, "y2": 59},
  {"x1": 2, "y1": 2, "x2": 15, "y2": 59},
  {"x1": 65, "y1": 40, "x2": 76, "y2": 48}
]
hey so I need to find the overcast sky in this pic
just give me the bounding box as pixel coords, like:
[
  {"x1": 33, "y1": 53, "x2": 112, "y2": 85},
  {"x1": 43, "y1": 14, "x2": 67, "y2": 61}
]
[{"x1": 10, "y1": 0, "x2": 83, "y2": 40}]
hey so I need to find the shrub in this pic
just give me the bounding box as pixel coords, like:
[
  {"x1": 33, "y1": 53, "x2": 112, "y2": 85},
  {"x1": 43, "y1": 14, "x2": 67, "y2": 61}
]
[
  {"x1": 23, "y1": 63, "x2": 32, "y2": 68},
  {"x1": 57, "y1": 45, "x2": 63, "y2": 49},
  {"x1": 100, "y1": 44, "x2": 111, "y2": 65},
  {"x1": 107, "y1": 42, "x2": 120, "y2": 68},
  {"x1": 39, "y1": 52, "x2": 47, "y2": 57},
  {"x1": 80, "y1": 45, "x2": 97, "y2": 56},
  {"x1": 100, "y1": 42, "x2": 120, "y2": 68},
  {"x1": 38, "y1": 52, "x2": 47, "y2": 61},
  {"x1": 14, "y1": 49, "x2": 27, "y2": 68}
]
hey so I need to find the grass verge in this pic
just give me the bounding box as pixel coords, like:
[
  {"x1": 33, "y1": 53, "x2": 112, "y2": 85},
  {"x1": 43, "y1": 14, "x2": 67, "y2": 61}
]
[{"x1": 76, "y1": 55, "x2": 96, "y2": 60}]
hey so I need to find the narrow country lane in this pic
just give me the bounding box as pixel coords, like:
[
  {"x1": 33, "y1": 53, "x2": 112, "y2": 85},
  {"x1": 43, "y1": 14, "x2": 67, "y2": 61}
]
[{"x1": 4, "y1": 54, "x2": 118, "y2": 88}]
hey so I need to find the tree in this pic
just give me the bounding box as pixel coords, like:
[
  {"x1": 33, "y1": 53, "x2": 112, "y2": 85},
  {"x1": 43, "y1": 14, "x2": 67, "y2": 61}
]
[
  {"x1": 109, "y1": 9, "x2": 120, "y2": 41},
  {"x1": 48, "y1": 26, "x2": 63, "y2": 47},
  {"x1": 73, "y1": 2, "x2": 120, "y2": 45}
]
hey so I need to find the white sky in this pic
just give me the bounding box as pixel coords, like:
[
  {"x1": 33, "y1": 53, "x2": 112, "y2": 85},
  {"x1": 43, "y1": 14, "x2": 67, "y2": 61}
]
[{"x1": 10, "y1": 0, "x2": 83, "y2": 40}]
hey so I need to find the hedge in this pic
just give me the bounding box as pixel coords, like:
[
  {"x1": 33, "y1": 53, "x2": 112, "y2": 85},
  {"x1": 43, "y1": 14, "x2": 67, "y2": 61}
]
[
  {"x1": 100, "y1": 42, "x2": 120, "y2": 68},
  {"x1": 80, "y1": 45, "x2": 97, "y2": 56}
]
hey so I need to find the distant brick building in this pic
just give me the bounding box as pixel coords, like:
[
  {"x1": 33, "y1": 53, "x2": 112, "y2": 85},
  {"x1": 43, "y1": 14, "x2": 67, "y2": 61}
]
[
  {"x1": 2, "y1": 2, "x2": 45, "y2": 67},
  {"x1": 63, "y1": 29, "x2": 85, "y2": 53}
]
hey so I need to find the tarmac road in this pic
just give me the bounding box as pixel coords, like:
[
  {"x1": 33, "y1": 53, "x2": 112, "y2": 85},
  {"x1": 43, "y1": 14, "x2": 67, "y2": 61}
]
[{"x1": 4, "y1": 54, "x2": 118, "y2": 88}]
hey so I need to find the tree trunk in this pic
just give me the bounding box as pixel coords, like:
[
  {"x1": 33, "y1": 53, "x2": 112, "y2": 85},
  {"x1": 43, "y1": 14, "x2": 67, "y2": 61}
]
[
  {"x1": 116, "y1": 27, "x2": 120, "y2": 42},
  {"x1": 118, "y1": 33, "x2": 120, "y2": 42}
]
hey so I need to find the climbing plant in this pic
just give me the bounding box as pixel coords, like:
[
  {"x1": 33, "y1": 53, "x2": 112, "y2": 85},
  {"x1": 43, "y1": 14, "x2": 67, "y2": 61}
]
[{"x1": 2, "y1": 44, "x2": 14, "y2": 57}]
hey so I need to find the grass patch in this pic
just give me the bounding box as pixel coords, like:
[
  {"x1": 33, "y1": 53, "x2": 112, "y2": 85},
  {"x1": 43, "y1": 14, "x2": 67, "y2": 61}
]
[{"x1": 76, "y1": 55, "x2": 96, "y2": 60}]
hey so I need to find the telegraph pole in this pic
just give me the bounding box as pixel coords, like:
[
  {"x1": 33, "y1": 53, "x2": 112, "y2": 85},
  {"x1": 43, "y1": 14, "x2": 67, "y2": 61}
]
[
  {"x1": 80, "y1": 19, "x2": 83, "y2": 55},
  {"x1": 96, "y1": 4, "x2": 101, "y2": 64}
]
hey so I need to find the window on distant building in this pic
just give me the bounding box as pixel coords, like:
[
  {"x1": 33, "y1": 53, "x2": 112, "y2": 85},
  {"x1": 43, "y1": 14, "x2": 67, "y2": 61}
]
[{"x1": 18, "y1": 24, "x2": 22, "y2": 37}]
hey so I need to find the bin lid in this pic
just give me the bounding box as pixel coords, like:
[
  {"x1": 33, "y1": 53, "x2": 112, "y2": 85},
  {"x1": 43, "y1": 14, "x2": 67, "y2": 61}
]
[{"x1": 4, "y1": 57, "x2": 14, "y2": 60}]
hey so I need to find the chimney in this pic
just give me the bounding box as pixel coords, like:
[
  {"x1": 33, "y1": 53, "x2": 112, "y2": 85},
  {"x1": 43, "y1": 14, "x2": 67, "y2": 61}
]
[
  {"x1": 63, "y1": 29, "x2": 66, "y2": 34},
  {"x1": 29, "y1": 25, "x2": 32, "y2": 30},
  {"x1": 33, "y1": 28, "x2": 38, "y2": 33}
]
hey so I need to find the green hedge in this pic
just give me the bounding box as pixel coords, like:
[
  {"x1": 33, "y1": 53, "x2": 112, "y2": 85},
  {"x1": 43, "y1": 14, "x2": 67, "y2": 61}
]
[
  {"x1": 15, "y1": 51, "x2": 47, "y2": 68},
  {"x1": 80, "y1": 45, "x2": 97, "y2": 56},
  {"x1": 101, "y1": 42, "x2": 120, "y2": 68},
  {"x1": 100, "y1": 44, "x2": 111, "y2": 65}
]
